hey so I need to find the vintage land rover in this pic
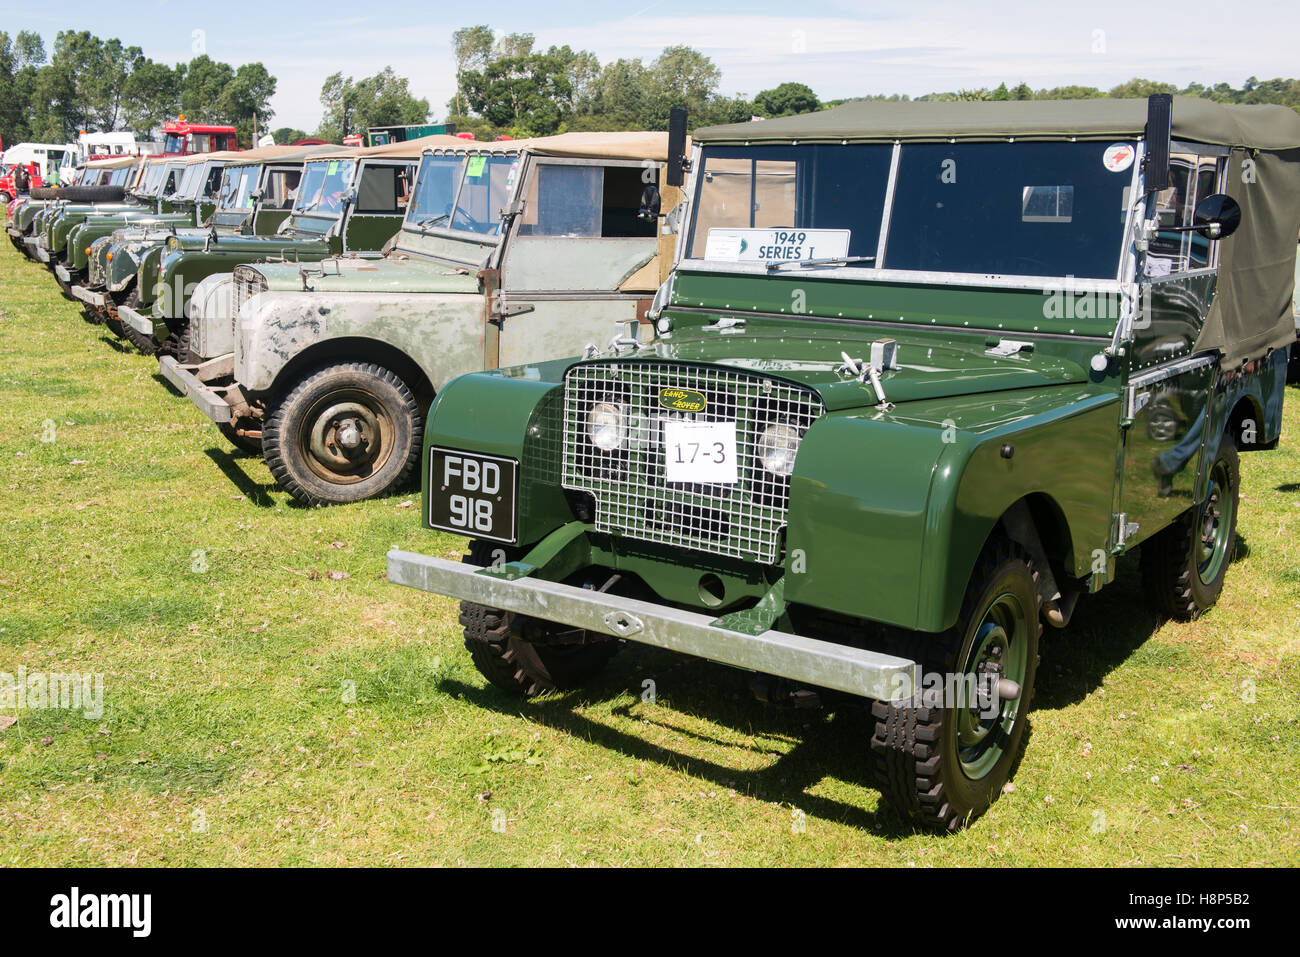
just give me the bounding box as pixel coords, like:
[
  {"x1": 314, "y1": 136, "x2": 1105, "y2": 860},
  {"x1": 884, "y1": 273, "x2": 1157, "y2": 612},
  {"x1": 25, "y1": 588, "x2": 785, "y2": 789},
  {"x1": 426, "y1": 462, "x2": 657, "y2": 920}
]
[
  {"x1": 18, "y1": 156, "x2": 137, "y2": 260},
  {"x1": 161, "y1": 132, "x2": 677, "y2": 504},
  {"x1": 71, "y1": 145, "x2": 330, "y2": 350},
  {"x1": 387, "y1": 98, "x2": 1299, "y2": 830},
  {"x1": 63, "y1": 150, "x2": 238, "y2": 299},
  {"x1": 118, "y1": 137, "x2": 456, "y2": 356}
]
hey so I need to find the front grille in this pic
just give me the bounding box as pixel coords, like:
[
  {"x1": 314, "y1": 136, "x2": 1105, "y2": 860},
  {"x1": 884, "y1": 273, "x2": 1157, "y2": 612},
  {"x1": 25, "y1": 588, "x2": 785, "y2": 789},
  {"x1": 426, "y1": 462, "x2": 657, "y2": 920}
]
[
  {"x1": 562, "y1": 362, "x2": 823, "y2": 565},
  {"x1": 232, "y1": 267, "x2": 267, "y2": 310}
]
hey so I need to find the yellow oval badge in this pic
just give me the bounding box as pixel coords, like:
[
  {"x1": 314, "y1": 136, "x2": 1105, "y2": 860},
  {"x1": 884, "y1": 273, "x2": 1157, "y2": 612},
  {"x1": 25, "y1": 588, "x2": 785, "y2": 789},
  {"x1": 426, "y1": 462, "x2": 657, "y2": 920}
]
[{"x1": 658, "y1": 388, "x2": 707, "y2": 413}]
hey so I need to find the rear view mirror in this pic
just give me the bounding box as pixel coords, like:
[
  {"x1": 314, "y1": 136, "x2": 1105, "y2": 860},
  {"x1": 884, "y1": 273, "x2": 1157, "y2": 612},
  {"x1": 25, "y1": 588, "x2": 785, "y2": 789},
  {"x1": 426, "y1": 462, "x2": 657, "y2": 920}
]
[
  {"x1": 637, "y1": 185, "x2": 661, "y2": 222},
  {"x1": 1191, "y1": 193, "x2": 1241, "y2": 240}
]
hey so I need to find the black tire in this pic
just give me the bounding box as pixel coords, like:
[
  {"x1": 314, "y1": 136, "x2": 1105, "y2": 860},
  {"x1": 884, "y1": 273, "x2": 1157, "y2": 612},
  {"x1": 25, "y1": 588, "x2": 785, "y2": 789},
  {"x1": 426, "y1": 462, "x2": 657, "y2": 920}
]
[
  {"x1": 54, "y1": 185, "x2": 126, "y2": 204},
  {"x1": 118, "y1": 287, "x2": 158, "y2": 356},
  {"x1": 53, "y1": 267, "x2": 77, "y2": 300},
  {"x1": 460, "y1": 540, "x2": 622, "y2": 698},
  {"x1": 1141, "y1": 433, "x2": 1239, "y2": 621},
  {"x1": 262, "y1": 361, "x2": 422, "y2": 505},
  {"x1": 0, "y1": 191, "x2": 11, "y2": 206},
  {"x1": 158, "y1": 319, "x2": 188, "y2": 361},
  {"x1": 870, "y1": 537, "x2": 1042, "y2": 832},
  {"x1": 29, "y1": 186, "x2": 62, "y2": 200}
]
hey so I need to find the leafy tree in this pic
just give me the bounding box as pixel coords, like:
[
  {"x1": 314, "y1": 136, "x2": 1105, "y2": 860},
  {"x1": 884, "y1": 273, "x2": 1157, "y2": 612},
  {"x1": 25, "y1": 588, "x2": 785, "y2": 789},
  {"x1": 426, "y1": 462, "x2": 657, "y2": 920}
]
[
  {"x1": 272, "y1": 127, "x2": 309, "y2": 144},
  {"x1": 223, "y1": 62, "x2": 277, "y2": 144},
  {"x1": 317, "y1": 67, "x2": 429, "y2": 141},
  {"x1": 754, "y1": 82, "x2": 819, "y2": 117}
]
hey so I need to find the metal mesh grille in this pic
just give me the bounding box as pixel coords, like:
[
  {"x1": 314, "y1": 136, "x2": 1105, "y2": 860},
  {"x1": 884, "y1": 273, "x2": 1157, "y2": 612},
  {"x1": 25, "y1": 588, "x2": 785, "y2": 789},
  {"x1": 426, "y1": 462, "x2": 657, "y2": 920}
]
[{"x1": 562, "y1": 362, "x2": 823, "y2": 565}]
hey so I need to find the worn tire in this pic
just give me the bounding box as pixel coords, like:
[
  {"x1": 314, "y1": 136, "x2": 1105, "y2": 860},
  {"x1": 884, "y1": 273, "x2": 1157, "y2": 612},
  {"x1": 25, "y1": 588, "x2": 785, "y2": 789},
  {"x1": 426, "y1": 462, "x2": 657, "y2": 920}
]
[
  {"x1": 870, "y1": 537, "x2": 1042, "y2": 832},
  {"x1": 262, "y1": 361, "x2": 422, "y2": 505},
  {"x1": 459, "y1": 540, "x2": 621, "y2": 698},
  {"x1": 158, "y1": 319, "x2": 189, "y2": 361},
  {"x1": 117, "y1": 287, "x2": 158, "y2": 355},
  {"x1": 1141, "y1": 434, "x2": 1239, "y2": 621},
  {"x1": 54, "y1": 185, "x2": 126, "y2": 203}
]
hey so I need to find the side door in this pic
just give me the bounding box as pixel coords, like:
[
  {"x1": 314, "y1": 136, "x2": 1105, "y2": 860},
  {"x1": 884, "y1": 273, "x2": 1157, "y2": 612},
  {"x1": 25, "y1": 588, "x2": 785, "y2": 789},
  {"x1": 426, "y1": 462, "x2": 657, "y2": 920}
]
[
  {"x1": 341, "y1": 159, "x2": 416, "y2": 252},
  {"x1": 1118, "y1": 148, "x2": 1226, "y2": 547},
  {"x1": 252, "y1": 165, "x2": 303, "y2": 234},
  {"x1": 494, "y1": 157, "x2": 663, "y2": 369}
]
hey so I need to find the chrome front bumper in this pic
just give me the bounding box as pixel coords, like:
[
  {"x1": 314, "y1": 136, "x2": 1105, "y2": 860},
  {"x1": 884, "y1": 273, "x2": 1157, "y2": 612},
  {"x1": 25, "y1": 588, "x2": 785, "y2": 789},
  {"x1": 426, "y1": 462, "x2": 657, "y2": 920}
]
[
  {"x1": 118, "y1": 305, "x2": 153, "y2": 336},
  {"x1": 386, "y1": 550, "x2": 921, "y2": 702},
  {"x1": 158, "y1": 355, "x2": 236, "y2": 423},
  {"x1": 70, "y1": 285, "x2": 105, "y2": 309}
]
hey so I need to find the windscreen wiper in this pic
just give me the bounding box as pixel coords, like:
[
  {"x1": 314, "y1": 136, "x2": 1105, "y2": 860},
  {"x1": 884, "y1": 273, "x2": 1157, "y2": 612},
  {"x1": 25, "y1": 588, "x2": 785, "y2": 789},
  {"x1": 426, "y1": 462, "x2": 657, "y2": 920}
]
[
  {"x1": 766, "y1": 255, "x2": 876, "y2": 271},
  {"x1": 415, "y1": 213, "x2": 450, "y2": 230}
]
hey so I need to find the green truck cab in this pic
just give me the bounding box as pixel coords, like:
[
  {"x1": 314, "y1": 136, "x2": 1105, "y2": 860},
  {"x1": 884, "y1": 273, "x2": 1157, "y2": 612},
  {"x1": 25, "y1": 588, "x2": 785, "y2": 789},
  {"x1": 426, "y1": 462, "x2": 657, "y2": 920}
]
[
  {"x1": 72, "y1": 145, "x2": 329, "y2": 350},
  {"x1": 118, "y1": 138, "x2": 442, "y2": 355},
  {"x1": 161, "y1": 132, "x2": 677, "y2": 505},
  {"x1": 386, "y1": 98, "x2": 1300, "y2": 830}
]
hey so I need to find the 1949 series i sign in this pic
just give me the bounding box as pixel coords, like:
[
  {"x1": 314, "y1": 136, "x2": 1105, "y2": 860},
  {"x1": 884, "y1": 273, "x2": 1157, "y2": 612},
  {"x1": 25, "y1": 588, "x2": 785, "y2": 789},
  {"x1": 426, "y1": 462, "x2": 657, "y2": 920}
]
[{"x1": 387, "y1": 98, "x2": 1300, "y2": 830}]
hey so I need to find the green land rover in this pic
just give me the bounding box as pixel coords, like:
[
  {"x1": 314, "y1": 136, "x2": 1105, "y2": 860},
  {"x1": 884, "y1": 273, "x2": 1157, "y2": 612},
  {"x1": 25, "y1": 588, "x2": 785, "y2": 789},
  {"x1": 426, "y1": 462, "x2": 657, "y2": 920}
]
[
  {"x1": 161, "y1": 132, "x2": 678, "y2": 504},
  {"x1": 386, "y1": 97, "x2": 1300, "y2": 830}
]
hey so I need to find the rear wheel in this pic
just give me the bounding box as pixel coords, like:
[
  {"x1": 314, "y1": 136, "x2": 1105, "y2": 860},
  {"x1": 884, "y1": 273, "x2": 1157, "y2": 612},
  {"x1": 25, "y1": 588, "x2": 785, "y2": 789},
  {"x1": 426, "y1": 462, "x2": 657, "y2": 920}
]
[
  {"x1": 460, "y1": 540, "x2": 622, "y2": 698},
  {"x1": 870, "y1": 537, "x2": 1041, "y2": 831},
  {"x1": 1141, "y1": 433, "x2": 1239, "y2": 621},
  {"x1": 262, "y1": 361, "x2": 422, "y2": 505}
]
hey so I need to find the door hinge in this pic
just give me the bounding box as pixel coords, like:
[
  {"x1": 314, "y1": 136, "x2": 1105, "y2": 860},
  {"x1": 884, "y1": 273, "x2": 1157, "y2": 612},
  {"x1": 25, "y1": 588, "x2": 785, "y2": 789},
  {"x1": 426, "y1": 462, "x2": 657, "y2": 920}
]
[
  {"x1": 1112, "y1": 512, "x2": 1139, "y2": 550},
  {"x1": 488, "y1": 295, "x2": 534, "y2": 327}
]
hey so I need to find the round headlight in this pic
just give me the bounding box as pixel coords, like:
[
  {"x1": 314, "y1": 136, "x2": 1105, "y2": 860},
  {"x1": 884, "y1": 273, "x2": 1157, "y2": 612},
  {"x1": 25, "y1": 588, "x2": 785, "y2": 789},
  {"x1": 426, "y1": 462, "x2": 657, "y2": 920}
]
[
  {"x1": 587, "y1": 401, "x2": 625, "y2": 451},
  {"x1": 756, "y1": 423, "x2": 801, "y2": 476}
]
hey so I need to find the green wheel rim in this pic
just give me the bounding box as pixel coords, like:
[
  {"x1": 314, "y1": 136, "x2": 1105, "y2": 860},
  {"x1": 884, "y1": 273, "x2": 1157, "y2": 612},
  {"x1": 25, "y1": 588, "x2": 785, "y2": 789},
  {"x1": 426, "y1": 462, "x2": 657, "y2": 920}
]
[
  {"x1": 1196, "y1": 456, "x2": 1234, "y2": 585},
  {"x1": 955, "y1": 590, "x2": 1029, "y2": 781}
]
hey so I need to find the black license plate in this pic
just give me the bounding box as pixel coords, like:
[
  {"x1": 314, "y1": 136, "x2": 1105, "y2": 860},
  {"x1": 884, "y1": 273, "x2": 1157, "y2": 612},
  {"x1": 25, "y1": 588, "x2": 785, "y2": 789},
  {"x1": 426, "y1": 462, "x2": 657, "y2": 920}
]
[{"x1": 427, "y1": 447, "x2": 518, "y2": 543}]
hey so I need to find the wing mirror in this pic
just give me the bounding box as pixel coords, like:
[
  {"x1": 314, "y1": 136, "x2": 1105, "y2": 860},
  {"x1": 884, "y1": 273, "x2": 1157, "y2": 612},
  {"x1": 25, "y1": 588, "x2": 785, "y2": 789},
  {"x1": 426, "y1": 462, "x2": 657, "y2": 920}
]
[
  {"x1": 1190, "y1": 193, "x2": 1241, "y2": 240},
  {"x1": 637, "y1": 185, "x2": 662, "y2": 222}
]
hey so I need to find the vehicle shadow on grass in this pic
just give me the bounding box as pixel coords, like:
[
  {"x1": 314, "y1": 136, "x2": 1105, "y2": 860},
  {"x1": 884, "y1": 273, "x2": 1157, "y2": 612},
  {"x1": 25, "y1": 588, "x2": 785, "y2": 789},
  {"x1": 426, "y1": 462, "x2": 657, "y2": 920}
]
[
  {"x1": 203, "y1": 447, "x2": 281, "y2": 509},
  {"x1": 97, "y1": 334, "x2": 134, "y2": 354},
  {"x1": 440, "y1": 652, "x2": 928, "y2": 837}
]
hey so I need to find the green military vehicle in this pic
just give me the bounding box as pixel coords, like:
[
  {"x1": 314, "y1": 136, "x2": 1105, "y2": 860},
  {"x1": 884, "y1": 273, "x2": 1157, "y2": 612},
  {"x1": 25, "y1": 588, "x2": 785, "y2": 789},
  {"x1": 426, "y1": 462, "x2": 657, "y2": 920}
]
[
  {"x1": 71, "y1": 144, "x2": 327, "y2": 349},
  {"x1": 386, "y1": 98, "x2": 1299, "y2": 830},
  {"x1": 161, "y1": 132, "x2": 677, "y2": 504},
  {"x1": 17, "y1": 157, "x2": 136, "y2": 260},
  {"x1": 119, "y1": 138, "x2": 448, "y2": 357},
  {"x1": 63, "y1": 150, "x2": 238, "y2": 301}
]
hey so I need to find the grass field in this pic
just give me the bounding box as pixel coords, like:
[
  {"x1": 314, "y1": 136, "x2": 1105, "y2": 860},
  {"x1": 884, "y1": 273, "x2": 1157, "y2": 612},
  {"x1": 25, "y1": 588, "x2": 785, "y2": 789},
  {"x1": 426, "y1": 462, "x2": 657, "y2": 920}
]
[{"x1": 1, "y1": 234, "x2": 1297, "y2": 867}]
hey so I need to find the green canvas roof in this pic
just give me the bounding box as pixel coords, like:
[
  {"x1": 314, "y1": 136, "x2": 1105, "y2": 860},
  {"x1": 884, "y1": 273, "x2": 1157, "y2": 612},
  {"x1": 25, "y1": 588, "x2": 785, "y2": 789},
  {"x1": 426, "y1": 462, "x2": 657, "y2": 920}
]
[{"x1": 695, "y1": 97, "x2": 1300, "y2": 150}]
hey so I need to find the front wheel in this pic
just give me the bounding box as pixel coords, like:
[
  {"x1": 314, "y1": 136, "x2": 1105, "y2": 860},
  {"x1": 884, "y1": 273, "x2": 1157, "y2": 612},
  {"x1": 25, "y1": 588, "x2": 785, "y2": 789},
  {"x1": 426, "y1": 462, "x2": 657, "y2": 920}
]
[
  {"x1": 460, "y1": 540, "x2": 622, "y2": 698},
  {"x1": 870, "y1": 537, "x2": 1042, "y2": 831},
  {"x1": 1141, "y1": 433, "x2": 1239, "y2": 621},
  {"x1": 262, "y1": 361, "x2": 422, "y2": 505}
]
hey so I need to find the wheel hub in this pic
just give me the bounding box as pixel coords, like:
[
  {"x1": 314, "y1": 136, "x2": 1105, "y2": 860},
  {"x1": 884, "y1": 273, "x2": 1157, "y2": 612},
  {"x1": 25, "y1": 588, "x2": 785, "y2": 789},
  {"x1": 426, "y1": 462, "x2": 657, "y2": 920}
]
[
  {"x1": 956, "y1": 591, "x2": 1028, "y2": 781},
  {"x1": 308, "y1": 401, "x2": 382, "y2": 474}
]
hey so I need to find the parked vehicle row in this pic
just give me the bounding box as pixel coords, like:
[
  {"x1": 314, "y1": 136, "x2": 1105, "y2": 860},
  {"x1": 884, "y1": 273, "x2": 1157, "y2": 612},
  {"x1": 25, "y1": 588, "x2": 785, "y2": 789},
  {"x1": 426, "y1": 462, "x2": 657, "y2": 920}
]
[{"x1": 5, "y1": 97, "x2": 1298, "y2": 830}]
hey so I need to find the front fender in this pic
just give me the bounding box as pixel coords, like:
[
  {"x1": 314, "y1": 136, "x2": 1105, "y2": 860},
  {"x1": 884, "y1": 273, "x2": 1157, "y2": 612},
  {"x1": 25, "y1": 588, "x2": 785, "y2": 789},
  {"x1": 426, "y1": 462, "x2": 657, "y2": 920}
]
[
  {"x1": 234, "y1": 291, "x2": 484, "y2": 394},
  {"x1": 137, "y1": 245, "x2": 166, "y2": 304},
  {"x1": 784, "y1": 389, "x2": 1120, "y2": 633}
]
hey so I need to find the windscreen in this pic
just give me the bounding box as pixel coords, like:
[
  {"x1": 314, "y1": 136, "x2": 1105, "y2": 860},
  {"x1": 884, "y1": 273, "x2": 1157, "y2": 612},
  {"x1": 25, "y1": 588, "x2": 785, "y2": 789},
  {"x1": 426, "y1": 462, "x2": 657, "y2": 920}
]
[
  {"x1": 216, "y1": 165, "x2": 258, "y2": 213},
  {"x1": 882, "y1": 141, "x2": 1133, "y2": 279},
  {"x1": 293, "y1": 160, "x2": 355, "y2": 218},
  {"x1": 406, "y1": 154, "x2": 467, "y2": 230},
  {"x1": 688, "y1": 144, "x2": 893, "y2": 264},
  {"x1": 449, "y1": 154, "x2": 516, "y2": 235}
]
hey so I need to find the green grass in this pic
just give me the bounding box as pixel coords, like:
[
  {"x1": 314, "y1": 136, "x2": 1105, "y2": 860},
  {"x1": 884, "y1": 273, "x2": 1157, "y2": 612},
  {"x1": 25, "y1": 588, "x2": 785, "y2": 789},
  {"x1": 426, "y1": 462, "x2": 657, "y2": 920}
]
[{"x1": 1, "y1": 235, "x2": 1298, "y2": 866}]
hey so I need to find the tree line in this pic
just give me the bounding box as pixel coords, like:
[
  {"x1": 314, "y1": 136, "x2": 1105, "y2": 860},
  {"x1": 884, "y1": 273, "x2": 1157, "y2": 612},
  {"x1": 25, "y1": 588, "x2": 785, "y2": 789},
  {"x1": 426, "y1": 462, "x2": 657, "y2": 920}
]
[
  {"x1": 4, "y1": 24, "x2": 1299, "y2": 151},
  {"x1": 0, "y1": 30, "x2": 275, "y2": 148}
]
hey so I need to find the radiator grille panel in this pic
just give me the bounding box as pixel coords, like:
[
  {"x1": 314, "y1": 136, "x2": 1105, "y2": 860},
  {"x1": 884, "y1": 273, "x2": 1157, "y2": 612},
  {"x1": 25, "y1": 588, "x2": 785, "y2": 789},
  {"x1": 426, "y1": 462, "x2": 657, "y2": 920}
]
[{"x1": 561, "y1": 362, "x2": 823, "y2": 564}]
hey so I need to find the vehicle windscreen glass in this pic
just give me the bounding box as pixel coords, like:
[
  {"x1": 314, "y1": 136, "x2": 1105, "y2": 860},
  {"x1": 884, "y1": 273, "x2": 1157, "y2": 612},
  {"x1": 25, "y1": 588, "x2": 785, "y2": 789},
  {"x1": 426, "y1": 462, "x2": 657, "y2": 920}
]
[
  {"x1": 108, "y1": 168, "x2": 131, "y2": 187},
  {"x1": 163, "y1": 133, "x2": 186, "y2": 154},
  {"x1": 174, "y1": 162, "x2": 207, "y2": 200},
  {"x1": 687, "y1": 144, "x2": 894, "y2": 262},
  {"x1": 450, "y1": 154, "x2": 516, "y2": 235},
  {"x1": 883, "y1": 141, "x2": 1133, "y2": 279},
  {"x1": 405, "y1": 154, "x2": 466, "y2": 230},
  {"x1": 294, "y1": 160, "x2": 355, "y2": 218},
  {"x1": 217, "y1": 165, "x2": 258, "y2": 212}
]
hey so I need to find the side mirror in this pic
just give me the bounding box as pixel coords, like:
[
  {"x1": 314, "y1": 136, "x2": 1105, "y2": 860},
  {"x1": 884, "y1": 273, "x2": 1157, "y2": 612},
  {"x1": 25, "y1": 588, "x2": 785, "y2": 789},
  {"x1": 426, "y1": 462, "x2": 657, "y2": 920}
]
[
  {"x1": 1191, "y1": 193, "x2": 1241, "y2": 240},
  {"x1": 666, "y1": 107, "x2": 688, "y2": 188},
  {"x1": 637, "y1": 185, "x2": 662, "y2": 222}
]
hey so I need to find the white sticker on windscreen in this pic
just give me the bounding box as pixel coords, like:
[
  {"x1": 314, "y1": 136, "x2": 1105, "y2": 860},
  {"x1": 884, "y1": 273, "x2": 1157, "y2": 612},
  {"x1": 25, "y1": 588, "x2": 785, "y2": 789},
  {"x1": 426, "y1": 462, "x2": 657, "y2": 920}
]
[{"x1": 1103, "y1": 143, "x2": 1136, "y2": 173}]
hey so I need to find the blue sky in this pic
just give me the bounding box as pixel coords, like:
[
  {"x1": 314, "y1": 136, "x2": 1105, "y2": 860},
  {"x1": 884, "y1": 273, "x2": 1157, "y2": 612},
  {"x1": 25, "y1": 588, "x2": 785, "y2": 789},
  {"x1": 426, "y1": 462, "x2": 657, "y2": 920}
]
[{"x1": 10, "y1": 0, "x2": 1300, "y2": 133}]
